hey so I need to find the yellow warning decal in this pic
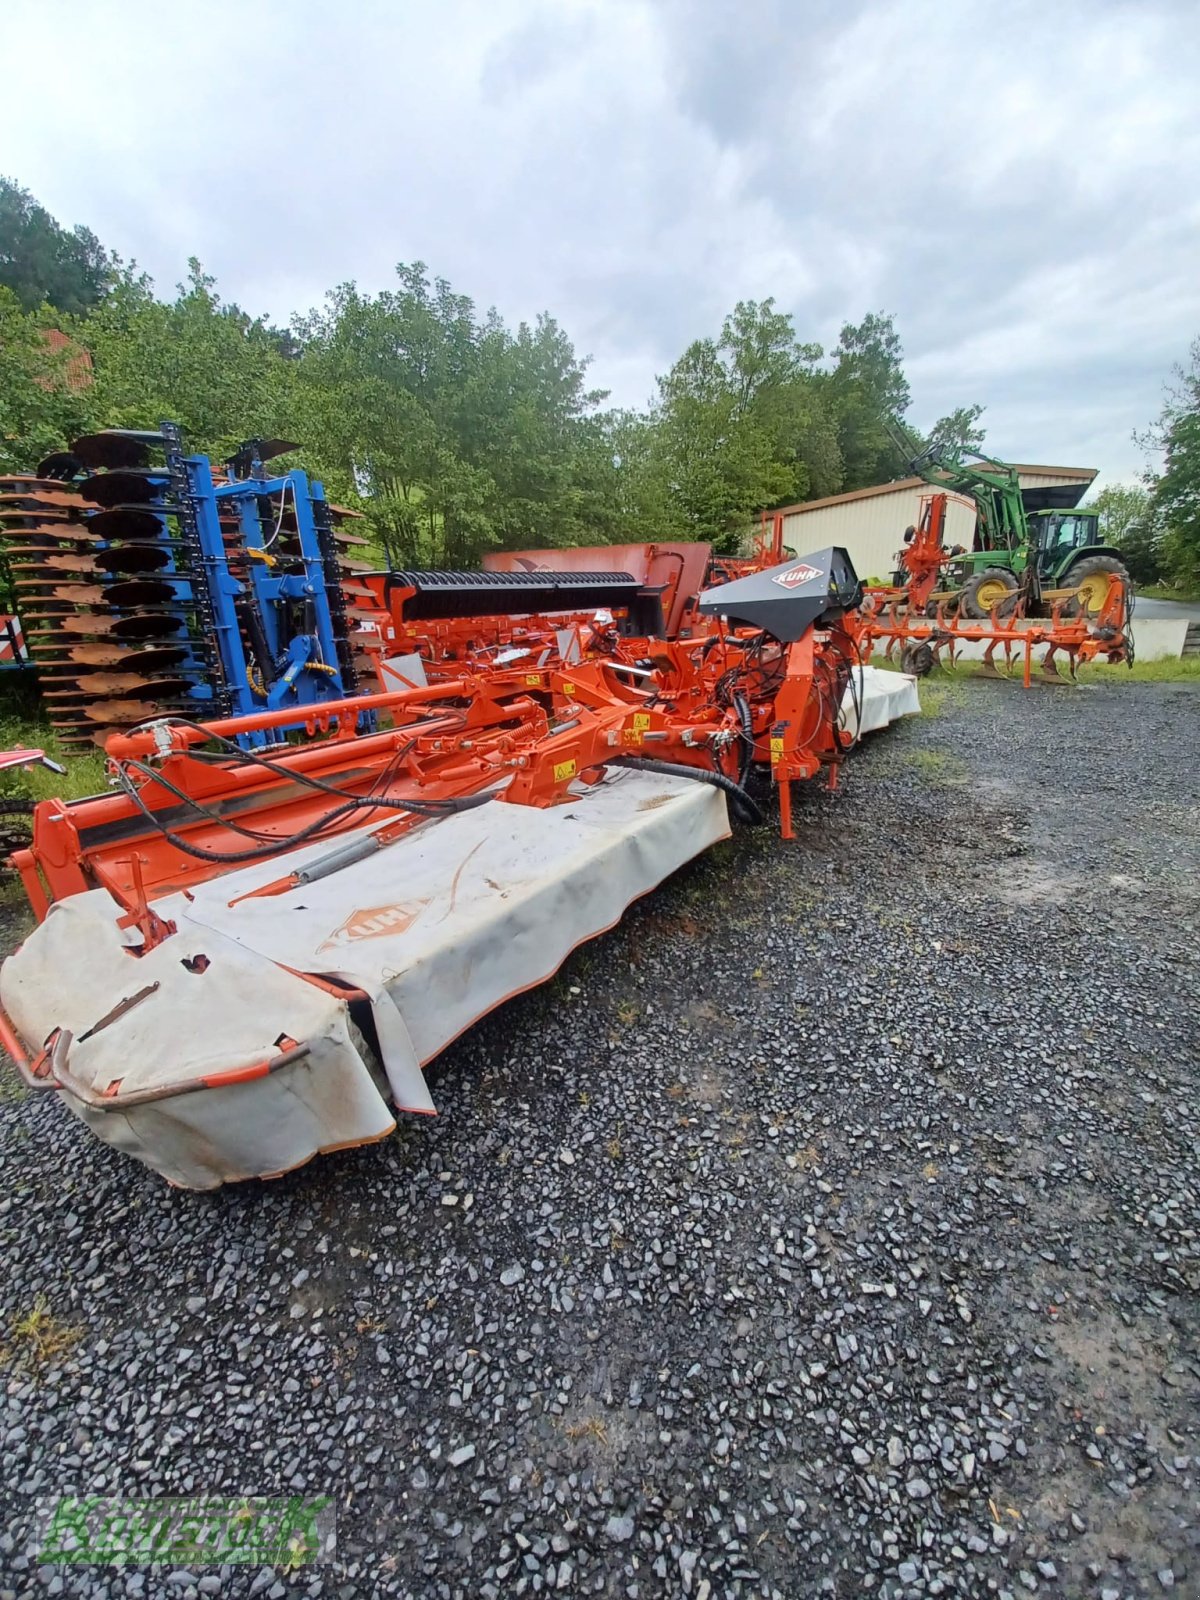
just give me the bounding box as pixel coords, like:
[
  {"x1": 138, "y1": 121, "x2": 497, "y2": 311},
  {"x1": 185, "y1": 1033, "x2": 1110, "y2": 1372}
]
[
  {"x1": 769, "y1": 736, "x2": 784, "y2": 763},
  {"x1": 554, "y1": 759, "x2": 577, "y2": 783},
  {"x1": 562, "y1": 681, "x2": 576, "y2": 695},
  {"x1": 632, "y1": 712, "x2": 651, "y2": 731},
  {"x1": 525, "y1": 673, "x2": 541, "y2": 686}
]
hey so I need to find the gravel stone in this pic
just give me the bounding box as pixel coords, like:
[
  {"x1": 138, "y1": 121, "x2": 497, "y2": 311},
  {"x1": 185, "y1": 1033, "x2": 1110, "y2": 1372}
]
[{"x1": 0, "y1": 680, "x2": 1196, "y2": 1597}]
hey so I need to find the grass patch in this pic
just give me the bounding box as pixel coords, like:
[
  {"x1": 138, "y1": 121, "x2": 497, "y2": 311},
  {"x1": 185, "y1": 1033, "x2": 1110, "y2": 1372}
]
[
  {"x1": 913, "y1": 675, "x2": 969, "y2": 715},
  {"x1": 1077, "y1": 657, "x2": 1200, "y2": 683},
  {"x1": 0, "y1": 710, "x2": 109, "y2": 803},
  {"x1": 0, "y1": 1296, "x2": 85, "y2": 1371},
  {"x1": 901, "y1": 747, "x2": 966, "y2": 782},
  {"x1": 0, "y1": 1062, "x2": 27, "y2": 1104},
  {"x1": 893, "y1": 656, "x2": 1200, "y2": 689}
]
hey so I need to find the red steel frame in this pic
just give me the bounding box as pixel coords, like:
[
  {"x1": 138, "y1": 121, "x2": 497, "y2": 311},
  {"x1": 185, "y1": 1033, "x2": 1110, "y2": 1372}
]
[{"x1": 12, "y1": 604, "x2": 863, "y2": 929}]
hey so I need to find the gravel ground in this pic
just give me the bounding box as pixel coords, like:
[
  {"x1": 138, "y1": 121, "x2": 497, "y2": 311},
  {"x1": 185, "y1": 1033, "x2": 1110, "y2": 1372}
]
[{"x1": 1, "y1": 677, "x2": 1198, "y2": 1600}]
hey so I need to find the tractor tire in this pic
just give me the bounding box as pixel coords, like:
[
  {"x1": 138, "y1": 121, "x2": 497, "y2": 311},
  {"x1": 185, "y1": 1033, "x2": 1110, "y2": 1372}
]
[
  {"x1": 1060, "y1": 554, "x2": 1131, "y2": 617},
  {"x1": 959, "y1": 566, "x2": 1020, "y2": 620}
]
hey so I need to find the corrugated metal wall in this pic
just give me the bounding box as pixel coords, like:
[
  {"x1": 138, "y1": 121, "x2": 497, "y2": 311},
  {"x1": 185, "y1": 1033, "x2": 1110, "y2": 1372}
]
[{"x1": 780, "y1": 490, "x2": 976, "y2": 582}]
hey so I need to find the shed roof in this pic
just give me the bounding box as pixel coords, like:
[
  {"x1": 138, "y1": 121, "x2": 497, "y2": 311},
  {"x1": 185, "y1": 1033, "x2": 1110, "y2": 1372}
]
[{"x1": 775, "y1": 463, "x2": 1097, "y2": 518}]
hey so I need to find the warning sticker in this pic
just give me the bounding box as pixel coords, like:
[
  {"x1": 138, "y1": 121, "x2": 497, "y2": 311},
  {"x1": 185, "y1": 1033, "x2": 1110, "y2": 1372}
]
[
  {"x1": 319, "y1": 901, "x2": 427, "y2": 952},
  {"x1": 771, "y1": 562, "x2": 822, "y2": 590},
  {"x1": 554, "y1": 758, "x2": 578, "y2": 783}
]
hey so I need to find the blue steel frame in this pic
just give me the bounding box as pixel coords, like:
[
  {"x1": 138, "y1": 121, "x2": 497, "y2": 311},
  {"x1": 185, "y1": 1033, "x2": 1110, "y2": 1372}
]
[{"x1": 209, "y1": 464, "x2": 348, "y2": 741}]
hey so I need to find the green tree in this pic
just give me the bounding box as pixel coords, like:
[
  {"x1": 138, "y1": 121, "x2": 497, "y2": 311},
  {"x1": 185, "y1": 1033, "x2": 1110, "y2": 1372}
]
[
  {"x1": 0, "y1": 178, "x2": 113, "y2": 315},
  {"x1": 1090, "y1": 482, "x2": 1160, "y2": 585},
  {"x1": 293, "y1": 263, "x2": 618, "y2": 566},
  {"x1": 1142, "y1": 338, "x2": 1200, "y2": 590},
  {"x1": 827, "y1": 311, "x2": 911, "y2": 488},
  {"x1": 925, "y1": 403, "x2": 986, "y2": 457},
  {"x1": 651, "y1": 335, "x2": 798, "y2": 548},
  {"x1": 80, "y1": 261, "x2": 298, "y2": 459},
  {"x1": 718, "y1": 299, "x2": 842, "y2": 501},
  {"x1": 0, "y1": 286, "x2": 98, "y2": 473},
  {"x1": 646, "y1": 299, "x2": 852, "y2": 548}
]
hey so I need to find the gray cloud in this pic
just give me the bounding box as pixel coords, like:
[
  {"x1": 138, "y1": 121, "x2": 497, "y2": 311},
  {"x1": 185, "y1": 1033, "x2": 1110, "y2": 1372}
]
[{"x1": 5, "y1": 0, "x2": 1198, "y2": 482}]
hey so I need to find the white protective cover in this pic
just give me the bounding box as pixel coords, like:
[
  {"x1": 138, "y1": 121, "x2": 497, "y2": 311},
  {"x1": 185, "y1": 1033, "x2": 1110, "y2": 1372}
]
[
  {"x1": 1, "y1": 770, "x2": 729, "y2": 1187},
  {"x1": 0, "y1": 670, "x2": 917, "y2": 1188},
  {"x1": 842, "y1": 665, "x2": 921, "y2": 737}
]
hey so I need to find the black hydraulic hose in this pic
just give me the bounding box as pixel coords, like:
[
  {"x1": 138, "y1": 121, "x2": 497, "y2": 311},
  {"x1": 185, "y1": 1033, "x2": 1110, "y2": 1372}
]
[
  {"x1": 132, "y1": 716, "x2": 472, "y2": 810},
  {"x1": 609, "y1": 755, "x2": 764, "y2": 826},
  {"x1": 733, "y1": 692, "x2": 754, "y2": 786},
  {"x1": 112, "y1": 756, "x2": 496, "y2": 868}
]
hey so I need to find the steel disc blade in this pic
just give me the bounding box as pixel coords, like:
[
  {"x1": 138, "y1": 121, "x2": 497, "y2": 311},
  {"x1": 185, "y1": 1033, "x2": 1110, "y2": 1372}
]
[
  {"x1": 85, "y1": 507, "x2": 166, "y2": 541},
  {"x1": 0, "y1": 489, "x2": 81, "y2": 511},
  {"x1": 71, "y1": 431, "x2": 160, "y2": 470},
  {"x1": 100, "y1": 544, "x2": 173, "y2": 574},
  {"x1": 43, "y1": 584, "x2": 108, "y2": 605},
  {"x1": 1, "y1": 528, "x2": 103, "y2": 553},
  {"x1": 111, "y1": 612, "x2": 187, "y2": 641},
  {"x1": 84, "y1": 699, "x2": 176, "y2": 724},
  {"x1": 78, "y1": 673, "x2": 197, "y2": 698},
  {"x1": 12, "y1": 559, "x2": 102, "y2": 580},
  {"x1": 78, "y1": 470, "x2": 168, "y2": 508},
  {"x1": 67, "y1": 642, "x2": 190, "y2": 670},
  {"x1": 1, "y1": 474, "x2": 79, "y2": 493},
  {"x1": 34, "y1": 452, "x2": 84, "y2": 482},
  {"x1": 56, "y1": 613, "x2": 119, "y2": 636},
  {"x1": 102, "y1": 579, "x2": 180, "y2": 608}
]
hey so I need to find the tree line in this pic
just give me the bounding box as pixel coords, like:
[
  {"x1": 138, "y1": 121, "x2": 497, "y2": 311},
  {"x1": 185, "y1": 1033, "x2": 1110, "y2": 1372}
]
[{"x1": 2, "y1": 176, "x2": 1195, "y2": 589}]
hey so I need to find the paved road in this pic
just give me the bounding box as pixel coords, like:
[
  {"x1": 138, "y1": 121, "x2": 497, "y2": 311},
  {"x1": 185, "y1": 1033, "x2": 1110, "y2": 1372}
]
[{"x1": 1134, "y1": 595, "x2": 1200, "y2": 622}]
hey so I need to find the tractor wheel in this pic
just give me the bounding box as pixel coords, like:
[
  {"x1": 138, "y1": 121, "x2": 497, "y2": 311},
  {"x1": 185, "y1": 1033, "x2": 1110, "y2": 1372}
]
[
  {"x1": 900, "y1": 641, "x2": 935, "y2": 677},
  {"x1": 959, "y1": 566, "x2": 1020, "y2": 620},
  {"x1": 1061, "y1": 554, "x2": 1131, "y2": 617}
]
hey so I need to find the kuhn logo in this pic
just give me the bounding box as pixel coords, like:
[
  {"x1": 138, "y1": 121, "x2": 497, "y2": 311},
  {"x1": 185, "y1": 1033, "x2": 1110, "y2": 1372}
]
[
  {"x1": 771, "y1": 563, "x2": 821, "y2": 590},
  {"x1": 319, "y1": 902, "x2": 427, "y2": 952}
]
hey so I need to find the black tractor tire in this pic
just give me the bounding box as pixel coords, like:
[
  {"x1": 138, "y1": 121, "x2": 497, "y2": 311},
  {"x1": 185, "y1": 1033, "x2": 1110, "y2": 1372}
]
[
  {"x1": 959, "y1": 566, "x2": 1020, "y2": 620},
  {"x1": 1060, "y1": 554, "x2": 1131, "y2": 617}
]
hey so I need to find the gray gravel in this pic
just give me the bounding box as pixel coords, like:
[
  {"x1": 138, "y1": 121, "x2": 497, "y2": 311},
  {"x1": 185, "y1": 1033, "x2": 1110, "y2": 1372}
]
[{"x1": 1, "y1": 677, "x2": 1198, "y2": 1598}]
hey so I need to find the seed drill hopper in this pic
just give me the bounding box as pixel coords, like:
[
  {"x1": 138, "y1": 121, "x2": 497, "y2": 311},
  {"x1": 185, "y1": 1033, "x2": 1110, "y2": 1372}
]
[{"x1": 0, "y1": 546, "x2": 918, "y2": 1188}]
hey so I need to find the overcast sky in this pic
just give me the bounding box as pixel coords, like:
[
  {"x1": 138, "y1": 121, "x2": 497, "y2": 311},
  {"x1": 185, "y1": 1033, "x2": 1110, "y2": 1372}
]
[{"x1": 6, "y1": 0, "x2": 1199, "y2": 485}]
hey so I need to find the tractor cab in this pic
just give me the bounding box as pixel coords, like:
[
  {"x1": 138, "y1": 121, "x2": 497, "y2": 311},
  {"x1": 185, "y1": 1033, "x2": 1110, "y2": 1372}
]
[{"x1": 1027, "y1": 509, "x2": 1102, "y2": 577}]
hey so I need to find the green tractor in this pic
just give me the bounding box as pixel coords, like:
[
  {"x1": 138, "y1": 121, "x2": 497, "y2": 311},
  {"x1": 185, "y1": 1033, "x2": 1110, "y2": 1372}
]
[{"x1": 902, "y1": 442, "x2": 1130, "y2": 619}]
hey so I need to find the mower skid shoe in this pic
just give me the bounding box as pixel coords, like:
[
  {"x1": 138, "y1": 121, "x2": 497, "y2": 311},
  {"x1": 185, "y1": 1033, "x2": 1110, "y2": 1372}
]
[{"x1": 0, "y1": 892, "x2": 396, "y2": 1189}]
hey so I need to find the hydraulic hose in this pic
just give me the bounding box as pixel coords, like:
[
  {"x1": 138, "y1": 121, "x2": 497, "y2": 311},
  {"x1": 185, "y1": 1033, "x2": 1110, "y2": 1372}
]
[{"x1": 608, "y1": 755, "x2": 764, "y2": 826}]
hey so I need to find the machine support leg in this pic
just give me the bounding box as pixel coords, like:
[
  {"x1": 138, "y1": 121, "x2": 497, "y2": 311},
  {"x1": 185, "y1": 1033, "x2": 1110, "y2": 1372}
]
[{"x1": 779, "y1": 777, "x2": 794, "y2": 840}]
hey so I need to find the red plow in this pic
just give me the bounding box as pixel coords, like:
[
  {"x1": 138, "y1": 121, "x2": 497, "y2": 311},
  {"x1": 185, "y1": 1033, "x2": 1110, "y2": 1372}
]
[{"x1": 858, "y1": 492, "x2": 1134, "y2": 683}]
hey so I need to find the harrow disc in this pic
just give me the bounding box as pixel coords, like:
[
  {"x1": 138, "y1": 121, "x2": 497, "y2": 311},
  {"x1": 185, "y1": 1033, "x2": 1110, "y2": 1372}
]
[
  {"x1": 85, "y1": 507, "x2": 169, "y2": 542},
  {"x1": 79, "y1": 470, "x2": 168, "y2": 508},
  {"x1": 71, "y1": 431, "x2": 161, "y2": 471}
]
